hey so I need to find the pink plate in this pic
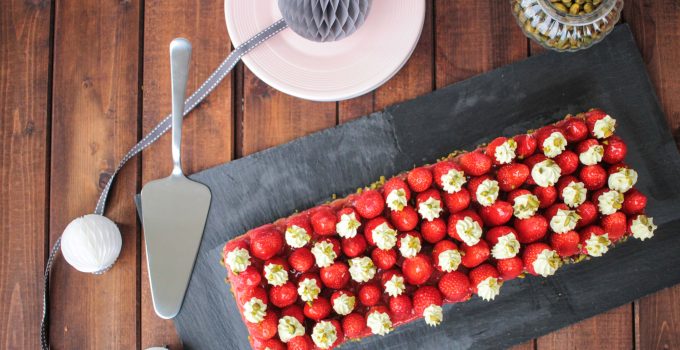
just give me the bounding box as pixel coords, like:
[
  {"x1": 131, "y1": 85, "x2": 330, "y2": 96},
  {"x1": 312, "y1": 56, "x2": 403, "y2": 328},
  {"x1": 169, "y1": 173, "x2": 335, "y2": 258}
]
[{"x1": 225, "y1": 0, "x2": 426, "y2": 102}]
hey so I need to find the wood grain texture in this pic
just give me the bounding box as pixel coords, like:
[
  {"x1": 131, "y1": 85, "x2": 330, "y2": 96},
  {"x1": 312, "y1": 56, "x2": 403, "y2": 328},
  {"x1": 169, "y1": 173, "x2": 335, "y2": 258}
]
[
  {"x1": 142, "y1": 0, "x2": 235, "y2": 348},
  {"x1": 625, "y1": 1, "x2": 680, "y2": 349},
  {"x1": 49, "y1": 0, "x2": 141, "y2": 349},
  {"x1": 0, "y1": 1, "x2": 52, "y2": 349}
]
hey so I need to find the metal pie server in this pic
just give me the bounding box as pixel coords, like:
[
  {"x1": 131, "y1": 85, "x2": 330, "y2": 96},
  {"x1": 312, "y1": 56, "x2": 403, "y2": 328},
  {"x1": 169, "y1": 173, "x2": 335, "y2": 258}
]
[{"x1": 141, "y1": 38, "x2": 211, "y2": 319}]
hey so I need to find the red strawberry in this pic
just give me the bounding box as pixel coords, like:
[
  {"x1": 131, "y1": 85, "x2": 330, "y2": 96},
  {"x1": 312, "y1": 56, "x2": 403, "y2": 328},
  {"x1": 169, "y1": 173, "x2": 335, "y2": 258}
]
[
  {"x1": 390, "y1": 206, "x2": 419, "y2": 231},
  {"x1": 413, "y1": 286, "x2": 443, "y2": 315},
  {"x1": 607, "y1": 163, "x2": 629, "y2": 175},
  {"x1": 363, "y1": 217, "x2": 393, "y2": 246},
  {"x1": 402, "y1": 254, "x2": 433, "y2": 285},
  {"x1": 383, "y1": 177, "x2": 411, "y2": 202},
  {"x1": 320, "y1": 262, "x2": 350, "y2": 289},
  {"x1": 556, "y1": 175, "x2": 580, "y2": 201},
  {"x1": 496, "y1": 163, "x2": 530, "y2": 191},
  {"x1": 358, "y1": 284, "x2": 381, "y2": 306},
  {"x1": 380, "y1": 269, "x2": 404, "y2": 288},
  {"x1": 485, "y1": 226, "x2": 518, "y2": 245},
  {"x1": 354, "y1": 190, "x2": 385, "y2": 219},
  {"x1": 549, "y1": 231, "x2": 580, "y2": 257},
  {"x1": 461, "y1": 240, "x2": 490, "y2": 268},
  {"x1": 448, "y1": 209, "x2": 484, "y2": 242},
  {"x1": 317, "y1": 237, "x2": 341, "y2": 258},
  {"x1": 233, "y1": 266, "x2": 262, "y2": 289},
  {"x1": 585, "y1": 109, "x2": 614, "y2": 138},
  {"x1": 601, "y1": 212, "x2": 627, "y2": 242},
  {"x1": 304, "y1": 296, "x2": 331, "y2": 321},
  {"x1": 514, "y1": 215, "x2": 548, "y2": 243},
  {"x1": 310, "y1": 207, "x2": 338, "y2": 236},
  {"x1": 407, "y1": 167, "x2": 434, "y2": 192},
  {"x1": 432, "y1": 240, "x2": 459, "y2": 271},
  {"x1": 486, "y1": 137, "x2": 516, "y2": 165},
  {"x1": 469, "y1": 264, "x2": 500, "y2": 295},
  {"x1": 433, "y1": 160, "x2": 462, "y2": 188},
  {"x1": 575, "y1": 138, "x2": 600, "y2": 156},
  {"x1": 579, "y1": 164, "x2": 607, "y2": 190},
  {"x1": 371, "y1": 248, "x2": 398, "y2": 270},
  {"x1": 513, "y1": 133, "x2": 537, "y2": 159},
  {"x1": 496, "y1": 257, "x2": 523, "y2": 280},
  {"x1": 240, "y1": 286, "x2": 269, "y2": 305},
  {"x1": 623, "y1": 188, "x2": 647, "y2": 215},
  {"x1": 342, "y1": 313, "x2": 366, "y2": 338},
  {"x1": 579, "y1": 225, "x2": 607, "y2": 254},
  {"x1": 560, "y1": 117, "x2": 588, "y2": 142},
  {"x1": 554, "y1": 150, "x2": 579, "y2": 175},
  {"x1": 330, "y1": 290, "x2": 355, "y2": 311},
  {"x1": 286, "y1": 214, "x2": 313, "y2": 241},
  {"x1": 523, "y1": 154, "x2": 547, "y2": 185},
  {"x1": 535, "y1": 126, "x2": 567, "y2": 157},
  {"x1": 247, "y1": 311, "x2": 278, "y2": 340},
  {"x1": 532, "y1": 185, "x2": 557, "y2": 208},
  {"x1": 459, "y1": 151, "x2": 493, "y2": 176},
  {"x1": 603, "y1": 136, "x2": 627, "y2": 164},
  {"x1": 281, "y1": 304, "x2": 305, "y2": 323},
  {"x1": 421, "y1": 218, "x2": 447, "y2": 243},
  {"x1": 544, "y1": 203, "x2": 569, "y2": 223},
  {"x1": 576, "y1": 201, "x2": 598, "y2": 228},
  {"x1": 415, "y1": 188, "x2": 442, "y2": 210},
  {"x1": 288, "y1": 247, "x2": 316, "y2": 272},
  {"x1": 442, "y1": 187, "x2": 471, "y2": 213},
  {"x1": 507, "y1": 188, "x2": 532, "y2": 204},
  {"x1": 296, "y1": 272, "x2": 322, "y2": 293},
  {"x1": 255, "y1": 338, "x2": 285, "y2": 350},
  {"x1": 269, "y1": 282, "x2": 298, "y2": 308},
  {"x1": 250, "y1": 226, "x2": 284, "y2": 260},
  {"x1": 522, "y1": 243, "x2": 555, "y2": 276},
  {"x1": 467, "y1": 175, "x2": 493, "y2": 204},
  {"x1": 479, "y1": 200, "x2": 513, "y2": 226},
  {"x1": 438, "y1": 271, "x2": 471, "y2": 302},
  {"x1": 223, "y1": 239, "x2": 248, "y2": 260},
  {"x1": 341, "y1": 235, "x2": 367, "y2": 258},
  {"x1": 287, "y1": 335, "x2": 313, "y2": 350},
  {"x1": 397, "y1": 231, "x2": 422, "y2": 254},
  {"x1": 389, "y1": 295, "x2": 413, "y2": 318}
]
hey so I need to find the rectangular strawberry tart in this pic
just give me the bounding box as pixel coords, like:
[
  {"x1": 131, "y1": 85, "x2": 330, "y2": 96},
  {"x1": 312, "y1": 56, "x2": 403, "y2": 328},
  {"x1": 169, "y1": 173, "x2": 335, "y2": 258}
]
[{"x1": 220, "y1": 109, "x2": 657, "y2": 350}]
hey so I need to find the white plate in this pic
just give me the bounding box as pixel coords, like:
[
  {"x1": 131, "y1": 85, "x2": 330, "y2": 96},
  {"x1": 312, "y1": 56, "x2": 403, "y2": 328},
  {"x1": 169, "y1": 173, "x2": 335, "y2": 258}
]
[{"x1": 224, "y1": 0, "x2": 426, "y2": 102}]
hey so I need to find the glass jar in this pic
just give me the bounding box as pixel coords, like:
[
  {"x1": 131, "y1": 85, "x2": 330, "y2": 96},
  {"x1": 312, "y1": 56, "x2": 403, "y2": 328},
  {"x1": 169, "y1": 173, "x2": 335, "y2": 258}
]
[{"x1": 511, "y1": 0, "x2": 624, "y2": 52}]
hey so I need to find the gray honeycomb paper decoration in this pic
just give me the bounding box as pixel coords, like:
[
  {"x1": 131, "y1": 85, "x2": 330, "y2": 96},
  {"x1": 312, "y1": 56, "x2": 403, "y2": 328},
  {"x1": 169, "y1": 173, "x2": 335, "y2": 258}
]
[{"x1": 278, "y1": 0, "x2": 373, "y2": 42}]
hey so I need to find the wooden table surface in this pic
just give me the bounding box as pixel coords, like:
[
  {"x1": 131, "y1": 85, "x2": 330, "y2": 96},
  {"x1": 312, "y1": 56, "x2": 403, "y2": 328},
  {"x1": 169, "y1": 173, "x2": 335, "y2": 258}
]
[{"x1": 2, "y1": 1, "x2": 679, "y2": 349}]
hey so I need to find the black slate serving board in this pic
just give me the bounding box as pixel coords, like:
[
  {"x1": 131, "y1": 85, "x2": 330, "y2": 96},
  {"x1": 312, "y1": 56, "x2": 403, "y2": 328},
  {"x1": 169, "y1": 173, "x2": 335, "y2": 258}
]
[{"x1": 138, "y1": 25, "x2": 680, "y2": 349}]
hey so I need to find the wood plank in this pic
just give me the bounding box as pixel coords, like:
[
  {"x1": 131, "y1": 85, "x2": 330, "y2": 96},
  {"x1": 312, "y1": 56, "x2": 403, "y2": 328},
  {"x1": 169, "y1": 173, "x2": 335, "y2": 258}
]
[
  {"x1": 0, "y1": 1, "x2": 52, "y2": 349},
  {"x1": 49, "y1": 0, "x2": 141, "y2": 349},
  {"x1": 141, "y1": 0, "x2": 235, "y2": 348},
  {"x1": 625, "y1": 1, "x2": 680, "y2": 349}
]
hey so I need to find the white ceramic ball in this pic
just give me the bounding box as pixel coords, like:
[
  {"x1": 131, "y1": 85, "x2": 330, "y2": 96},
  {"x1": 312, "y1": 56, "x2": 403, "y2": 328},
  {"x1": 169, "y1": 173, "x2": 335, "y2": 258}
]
[{"x1": 61, "y1": 214, "x2": 122, "y2": 274}]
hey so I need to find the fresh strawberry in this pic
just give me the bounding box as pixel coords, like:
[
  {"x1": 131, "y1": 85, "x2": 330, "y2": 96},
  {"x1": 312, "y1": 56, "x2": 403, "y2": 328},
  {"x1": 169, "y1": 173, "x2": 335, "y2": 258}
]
[
  {"x1": 601, "y1": 212, "x2": 627, "y2": 242},
  {"x1": 549, "y1": 231, "x2": 580, "y2": 257},
  {"x1": 342, "y1": 313, "x2": 366, "y2": 339},
  {"x1": 467, "y1": 175, "x2": 493, "y2": 203},
  {"x1": 269, "y1": 282, "x2": 298, "y2": 308},
  {"x1": 240, "y1": 286, "x2": 268, "y2": 306},
  {"x1": 281, "y1": 304, "x2": 305, "y2": 323},
  {"x1": 448, "y1": 209, "x2": 484, "y2": 242},
  {"x1": 479, "y1": 200, "x2": 513, "y2": 226},
  {"x1": 250, "y1": 226, "x2": 284, "y2": 260},
  {"x1": 438, "y1": 271, "x2": 471, "y2": 302},
  {"x1": 576, "y1": 201, "x2": 598, "y2": 228},
  {"x1": 496, "y1": 163, "x2": 530, "y2": 191},
  {"x1": 544, "y1": 203, "x2": 569, "y2": 222},
  {"x1": 320, "y1": 262, "x2": 350, "y2": 289},
  {"x1": 233, "y1": 266, "x2": 262, "y2": 289},
  {"x1": 579, "y1": 164, "x2": 607, "y2": 190},
  {"x1": 496, "y1": 257, "x2": 523, "y2": 280},
  {"x1": 254, "y1": 338, "x2": 285, "y2": 350},
  {"x1": 513, "y1": 133, "x2": 537, "y2": 159},
  {"x1": 522, "y1": 243, "x2": 555, "y2": 276},
  {"x1": 607, "y1": 162, "x2": 629, "y2": 175},
  {"x1": 380, "y1": 269, "x2": 404, "y2": 288},
  {"x1": 264, "y1": 256, "x2": 290, "y2": 272},
  {"x1": 389, "y1": 295, "x2": 413, "y2": 318},
  {"x1": 421, "y1": 218, "x2": 447, "y2": 243},
  {"x1": 623, "y1": 188, "x2": 647, "y2": 215},
  {"x1": 415, "y1": 188, "x2": 442, "y2": 209},
  {"x1": 532, "y1": 185, "x2": 557, "y2": 208},
  {"x1": 390, "y1": 206, "x2": 419, "y2": 231},
  {"x1": 585, "y1": 109, "x2": 614, "y2": 138},
  {"x1": 363, "y1": 217, "x2": 393, "y2": 246},
  {"x1": 442, "y1": 187, "x2": 471, "y2": 213},
  {"x1": 485, "y1": 226, "x2": 518, "y2": 245},
  {"x1": 397, "y1": 231, "x2": 422, "y2": 254},
  {"x1": 459, "y1": 151, "x2": 493, "y2": 176},
  {"x1": 523, "y1": 154, "x2": 547, "y2": 185},
  {"x1": 371, "y1": 248, "x2": 398, "y2": 270},
  {"x1": 354, "y1": 189, "x2": 385, "y2": 219},
  {"x1": 320, "y1": 320, "x2": 343, "y2": 348},
  {"x1": 433, "y1": 160, "x2": 462, "y2": 188},
  {"x1": 575, "y1": 138, "x2": 600, "y2": 157},
  {"x1": 514, "y1": 215, "x2": 548, "y2": 243},
  {"x1": 358, "y1": 284, "x2": 382, "y2": 306},
  {"x1": 507, "y1": 188, "x2": 532, "y2": 204},
  {"x1": 286, "y1": 214, "x2": 314, "y2": 241},
  {"x1": 432, "y1": 240, "x2": 459, "y2": 272},
  {"x1": 486, "y1": 137, "x2": 516, "y2": 165},
  {"x1": 341, "y1": 235, "x2": 367, "y2": 258},
  {"x1": 579, "y1": 225, "x2": 607, "y2": 254},
  {"x1": 331, "y1": 290, "x2": 355, "y2": 311},
  {"x1": 407, "y1": 166, "x2": 434, "y2": 192},
  {"x1": 402, "y1": 254, "x2": 433, "y2": 285},
  {"x1": 560, "y1": 117, "x2": 588, "y2": 142},
  {"x1": 602, "y1": 136, "x2": 627, "y2": 164},
  {"x1": 413, "y1": 286, "x2": 443, "y2": 314},
  {"x1": 383, "y1": 177, "x2": 411, "y2": 202},
  {"x1": 287, "y1": 335, "x2": 313, "y2": 350},
  {"x1": 303, "y1": 296, "x2": 331, "y2": 321},
  {"x1": 535, "y1": 126, "x2": 567, "y2": 157},
  {"x1": 310, "y1": 206, "x2": 338, "y2": 236},
  {"x1": 247, "y1": 311, "x2": 278, "y2": 340},
  {"x1": 223, "y1": 239, "x2": 248, "y2": 258},
  {"x1": 554, "y1": 150, "x2": 579, "y2": 175},
  {"x1": 317, "y1": 237, "x2": 342, "y2": 257},
  {"x1": 288, "y1": 247, "x2": 316, "y2": 272},
  {"x1": 461, "y1": 240, "x2": 490, "y2": 268},
  {"x1": 469, "y1": 264, "x2": 500, "y2": 295},
  {"x1": 556, "y1": 175, "x2": 580, "y2": 201}
]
